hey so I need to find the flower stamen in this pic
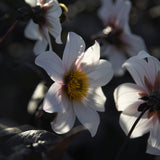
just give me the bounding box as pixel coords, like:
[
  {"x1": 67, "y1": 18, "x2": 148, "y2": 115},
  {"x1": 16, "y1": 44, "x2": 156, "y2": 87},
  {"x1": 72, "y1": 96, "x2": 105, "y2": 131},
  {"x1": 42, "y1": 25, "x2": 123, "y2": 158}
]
[
  {"x1": 138, "y1": 92, "x2": 160, "y2": 119},
  {"x1": 31, "y1": 6, "x2": 47, "y2": 25},
  {"x1": 62, "y1": 68, "x2": 89, "y2": 101},
  {"x1": 103, "y1": 26, "x2": 123, "y2": 47}
]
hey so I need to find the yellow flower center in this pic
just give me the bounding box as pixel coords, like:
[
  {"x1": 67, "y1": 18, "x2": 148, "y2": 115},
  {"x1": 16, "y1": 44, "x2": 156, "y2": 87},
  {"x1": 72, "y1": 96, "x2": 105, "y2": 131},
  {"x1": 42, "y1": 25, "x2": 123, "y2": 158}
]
[{"x1": 62, "y1": 68, "x2": 89, "y2": 101}]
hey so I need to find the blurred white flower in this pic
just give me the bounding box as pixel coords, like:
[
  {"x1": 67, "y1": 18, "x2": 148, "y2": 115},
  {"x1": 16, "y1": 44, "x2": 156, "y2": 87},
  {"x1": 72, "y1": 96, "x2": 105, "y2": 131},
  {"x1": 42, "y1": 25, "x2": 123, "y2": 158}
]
[
  {"x1": 114, "y1": 51, "x2": 160, "y2": 155},
  {"x1": 35, "y1": 32, "x2": 113, "y2": 136},
  {"x1": 96, "y1": 0, "x2": 146, "y2": 76},
  {"x1": 24, "y1": 0, "x2": 62, "y2": 55}
]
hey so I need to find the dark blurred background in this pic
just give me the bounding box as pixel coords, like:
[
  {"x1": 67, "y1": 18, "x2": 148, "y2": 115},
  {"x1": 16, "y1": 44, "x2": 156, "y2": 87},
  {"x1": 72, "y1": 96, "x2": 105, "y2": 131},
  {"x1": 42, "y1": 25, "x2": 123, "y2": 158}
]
[{"x1": 0, "y1": 0, "x2": 160, "y2": 159}]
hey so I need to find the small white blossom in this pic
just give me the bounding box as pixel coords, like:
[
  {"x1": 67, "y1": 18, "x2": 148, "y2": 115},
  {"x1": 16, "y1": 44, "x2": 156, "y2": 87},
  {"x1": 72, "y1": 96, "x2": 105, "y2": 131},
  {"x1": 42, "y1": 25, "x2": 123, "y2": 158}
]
[
  {"x1": 97, "y1": 0, "x2": 146, "y2": 76},
  {"x1": 35, "y1": 32, "x2": 113, "y2": 136},
  {"x1": 114, "y1": 51, "x2": 160, "y2": 155},
  {"x1": 24, "y1": 0, "x2": 62, "y2": 55}
]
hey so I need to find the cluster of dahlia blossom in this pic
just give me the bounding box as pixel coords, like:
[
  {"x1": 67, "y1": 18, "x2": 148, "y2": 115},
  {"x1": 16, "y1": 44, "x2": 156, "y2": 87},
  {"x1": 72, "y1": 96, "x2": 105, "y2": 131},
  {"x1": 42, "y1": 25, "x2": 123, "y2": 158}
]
[
  {"x1": 2, "y1": 0, "x2": 160, "y2": 158},
  {"x1": 22, "y1": 0, "x2": 160, "y2": 156},
  {"x1": 96, "y1": 0, "x2": 146, "y2": 76}
]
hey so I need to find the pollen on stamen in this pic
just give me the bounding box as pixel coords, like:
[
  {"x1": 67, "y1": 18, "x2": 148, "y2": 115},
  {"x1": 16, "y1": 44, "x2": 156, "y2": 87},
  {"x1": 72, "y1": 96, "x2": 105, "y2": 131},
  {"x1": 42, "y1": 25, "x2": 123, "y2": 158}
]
[{"x1": 62, "y1": 68, "x2": 89, "y2": 101}]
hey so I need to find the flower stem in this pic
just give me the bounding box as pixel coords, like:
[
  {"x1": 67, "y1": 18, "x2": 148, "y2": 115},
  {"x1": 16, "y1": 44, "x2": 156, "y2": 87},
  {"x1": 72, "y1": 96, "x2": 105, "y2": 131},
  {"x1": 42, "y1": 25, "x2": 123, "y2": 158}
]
[
  {"x1": 0, "y1": 20, "x2": 18, "y2": 45},
  {"x1": 114, "y1": 105, "x2": 149, "y2": 160}
]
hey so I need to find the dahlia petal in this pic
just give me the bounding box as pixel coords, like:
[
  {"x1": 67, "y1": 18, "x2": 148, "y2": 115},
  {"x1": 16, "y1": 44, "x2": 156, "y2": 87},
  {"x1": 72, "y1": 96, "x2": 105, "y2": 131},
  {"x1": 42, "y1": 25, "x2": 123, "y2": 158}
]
[
  {"x1": 120, "y1": 113, "x2": 152, "y2": 138},
  {"x1": 40, "y1": 26, "x2": 53, "y2": 51},
  {"x1": 25, "y1": 0, "x2": 37, "y2": 7},
  {"x1": 147, "y1": 56, "x2": 160, "y2": 85},
  {"x1": 100, "y1": 44, "x2": 112, "y2": 57},
  {"x1": 114, "y1": 83, "x2": 145, "y2": 113},
  {"x1": 24, "y1": 20, "x2": 42, "y2": 40},
  {"x1": 135, "y1": 50, "x2": 151, "y2": 59},
  {"x1": 115, "y1": 0, "x2": 131, "y2": 28},
  {"x1": 62, "y1": 32, "x2": 85, "y2": 71},
  {"x1": 79, "y1": 41, "x2": 100, "y2": 66},
  {"x1": 123, "y1": 54, "x2": 153, "y2": 90},
  {"x1": 98, "y1": 0, "x2": 113, "y2": 25},
  {"x1": 51, "y1": 101, "x2": 75, "y2": 134},
  {"x1": 47, "y1": 18, "x2": 62, "y2": 44},
  {"x1": 107, "y1": 47, "x2": 126, "y2": 76},
  {"x1": 35, "y1": 51, "x2": 64, "y2": 81},
  {"x1": 33, "y1": 39, "x2": 48, "y2": 55},
  {"x1": 38, "y1": 0, "x2": 55, "y2": 5},
  {"x1": 88, "y1": 59, "x2": 113, "y2": 87},
  {"x1": 37, "y1": 0, "x2": 49, "y2": 5},
  {"x1": 47, "y1": 0, "x2": 62, "y2": 18},
  {"x1": 124, "y1": 24, "x2": 131, "y2": 34},
  {"x1": 147, "y1": 119, "x2": 160, "y2": 155},
  {"x1": 146, "y1": 143, "x2": 160, "y2": 155},
  {"x1": 122, "y1": 33, "x2": 146, "y2": 57},
  {"x1": 74, "y1": 101, "x2": 100, "y2": 137},
  {"x1": 43, "y1": 83, "x2": 63, "y2": 113},
  {"x1": 87, "y1": 87, "x2": 106, "y2": 112}
]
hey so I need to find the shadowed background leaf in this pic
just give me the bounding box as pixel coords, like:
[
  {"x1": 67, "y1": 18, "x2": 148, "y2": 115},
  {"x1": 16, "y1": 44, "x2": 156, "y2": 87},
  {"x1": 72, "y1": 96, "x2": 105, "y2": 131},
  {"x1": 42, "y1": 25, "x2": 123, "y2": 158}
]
[{"x1": 0, "y1": 124, "x2": 85, "y2": 160}]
